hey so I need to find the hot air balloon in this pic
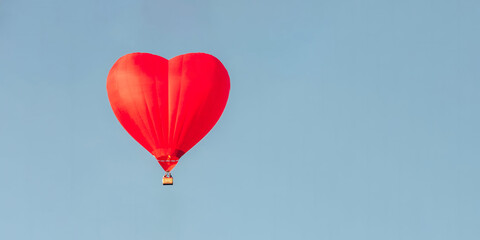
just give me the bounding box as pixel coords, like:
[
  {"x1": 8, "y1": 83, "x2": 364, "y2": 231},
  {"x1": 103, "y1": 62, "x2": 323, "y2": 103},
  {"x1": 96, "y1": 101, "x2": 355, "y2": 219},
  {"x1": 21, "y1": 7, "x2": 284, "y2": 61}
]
[{"x1": 107, "y1": 53, "x2": 230, "y2": 185}]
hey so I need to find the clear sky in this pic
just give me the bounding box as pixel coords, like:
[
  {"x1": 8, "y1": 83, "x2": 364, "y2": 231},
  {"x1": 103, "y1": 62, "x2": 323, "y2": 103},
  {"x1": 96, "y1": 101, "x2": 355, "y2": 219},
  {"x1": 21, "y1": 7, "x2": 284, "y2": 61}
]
[{"x1": 1, "y1": 0, "x2": 479, "y2": 239}]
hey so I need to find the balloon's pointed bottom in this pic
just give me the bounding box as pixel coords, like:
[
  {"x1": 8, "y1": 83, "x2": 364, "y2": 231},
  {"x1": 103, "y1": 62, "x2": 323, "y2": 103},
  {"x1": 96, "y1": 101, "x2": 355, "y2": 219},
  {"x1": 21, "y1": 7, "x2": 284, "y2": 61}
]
[
  {"x1": 154, "y1": 150, "x2": 183, "y2": 172},
  {"x1": 157, "y1": 160, "x2": 178, "y2": 172}
]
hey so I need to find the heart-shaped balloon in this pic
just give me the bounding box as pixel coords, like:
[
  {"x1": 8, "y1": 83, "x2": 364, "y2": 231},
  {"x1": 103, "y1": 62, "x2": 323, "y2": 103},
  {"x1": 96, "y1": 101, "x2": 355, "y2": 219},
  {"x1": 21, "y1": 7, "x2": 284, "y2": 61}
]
[{"x1": 107, "y1": 53, "x2": 230, "y2": 172}]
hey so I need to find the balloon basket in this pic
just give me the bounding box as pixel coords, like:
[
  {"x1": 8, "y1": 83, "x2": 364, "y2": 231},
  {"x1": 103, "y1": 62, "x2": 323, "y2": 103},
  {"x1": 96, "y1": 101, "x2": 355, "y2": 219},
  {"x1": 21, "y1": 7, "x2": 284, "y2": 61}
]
[{"x1": 162, "y1": 173, "x2": 173, "y2": 185}]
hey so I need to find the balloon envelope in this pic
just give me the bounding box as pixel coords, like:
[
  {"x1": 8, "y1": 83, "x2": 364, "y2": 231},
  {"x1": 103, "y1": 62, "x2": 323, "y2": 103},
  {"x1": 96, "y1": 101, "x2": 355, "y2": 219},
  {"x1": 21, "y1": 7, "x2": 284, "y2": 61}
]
[{"x1": 107, "y1": 52, "x2": 230, "y2": 172}]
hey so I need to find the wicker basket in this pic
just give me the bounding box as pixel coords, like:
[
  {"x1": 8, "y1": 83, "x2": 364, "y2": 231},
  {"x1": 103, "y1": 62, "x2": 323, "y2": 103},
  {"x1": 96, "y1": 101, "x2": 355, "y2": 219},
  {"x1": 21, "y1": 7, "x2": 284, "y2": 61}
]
[{"x1": 162, "y1": 176, "x2": 173, "y2": 185}]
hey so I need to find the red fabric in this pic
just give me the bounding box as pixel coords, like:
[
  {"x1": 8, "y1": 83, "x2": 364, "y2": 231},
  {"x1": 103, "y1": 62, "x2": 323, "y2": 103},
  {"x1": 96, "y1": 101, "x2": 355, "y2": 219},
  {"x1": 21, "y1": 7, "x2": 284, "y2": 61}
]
[{"x1": 107, "y1": 53, "x2": 230, "y2": 172}]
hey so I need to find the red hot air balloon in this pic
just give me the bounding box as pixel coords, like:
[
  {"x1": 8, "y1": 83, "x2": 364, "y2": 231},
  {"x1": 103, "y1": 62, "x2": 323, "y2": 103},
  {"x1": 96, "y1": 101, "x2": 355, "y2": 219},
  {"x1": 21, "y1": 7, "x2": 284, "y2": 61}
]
[{"x1": 107, "y1": 53, "x2": 230, "y2": 185}]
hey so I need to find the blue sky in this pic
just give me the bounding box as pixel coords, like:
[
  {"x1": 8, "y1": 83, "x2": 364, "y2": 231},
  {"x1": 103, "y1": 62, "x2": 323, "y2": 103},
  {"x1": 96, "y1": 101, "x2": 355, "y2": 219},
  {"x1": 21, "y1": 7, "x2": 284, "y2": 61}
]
[{"x1": 1, "y1": 0, "x2": 479, "y2": 239}]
